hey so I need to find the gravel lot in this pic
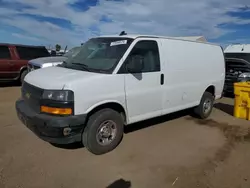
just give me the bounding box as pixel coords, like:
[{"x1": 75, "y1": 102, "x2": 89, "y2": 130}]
[{"x1": 1, "y1": 85, "x2": 250, "y2": 188}]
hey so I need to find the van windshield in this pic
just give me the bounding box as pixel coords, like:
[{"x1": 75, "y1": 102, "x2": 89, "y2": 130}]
[{"x1": 62, "y1": 37, "x2": 134, "y2": 73}]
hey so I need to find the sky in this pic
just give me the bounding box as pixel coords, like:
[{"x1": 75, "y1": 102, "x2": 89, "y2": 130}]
[{"x1": 1, "y1": 0, "x2": 250, "y2": 49}]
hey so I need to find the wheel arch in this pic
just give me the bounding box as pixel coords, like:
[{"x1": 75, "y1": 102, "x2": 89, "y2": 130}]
[
  {"x1": 205, "y1": 85, "x2": 215, "y2": 96},
  {"x1": 85, "y1": 101, "x2": 127, "y2": 125},
  {"x1": 19, "y1": 66, "x2": 28, "y2": 77},
  {"x1": 198, "y1": 85, "x2": 216, "y2": 104}
]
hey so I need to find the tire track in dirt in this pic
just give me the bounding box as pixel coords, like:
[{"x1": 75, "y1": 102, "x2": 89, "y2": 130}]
[{"x1": 175, "y1": 117, "x2": 250, "y2": 188}]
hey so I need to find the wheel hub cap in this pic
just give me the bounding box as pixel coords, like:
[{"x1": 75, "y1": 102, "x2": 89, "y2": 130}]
[
  {"x1": 100, "y1": 126, "x2": 111, "y2": 138},
  {"x1": 96, "y1": 120, "x2": 117, "y2": 146},
  {"x1": 203, "y1": 99, "x2": 212, "y2": 114}
]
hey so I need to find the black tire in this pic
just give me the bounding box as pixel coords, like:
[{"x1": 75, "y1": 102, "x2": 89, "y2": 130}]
[
  {"x1": 82, "y1": 109, "x2": 124, "y2": 155},
  {"x1": 194, "y1": 92, "x2": 215, "y2": 119},
  {"x1": 20, "y1": 70, "x2": 28, "y2": 85}
]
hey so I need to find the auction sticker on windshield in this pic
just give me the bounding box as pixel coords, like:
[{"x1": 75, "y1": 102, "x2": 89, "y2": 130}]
[{"x1": 110, "y1": 40, "x2": 127, "y2": 46}]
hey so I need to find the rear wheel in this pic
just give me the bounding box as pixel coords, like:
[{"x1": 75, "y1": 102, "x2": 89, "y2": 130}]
[
  {"x1": 194, "y1": 91, "x2": 215, "y2": 119},
  {"x1": 82, "y1": 109, "x2": 124, "y2": 155}
]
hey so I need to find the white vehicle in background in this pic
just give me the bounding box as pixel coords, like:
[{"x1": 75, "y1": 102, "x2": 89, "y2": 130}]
[
  {"x1": 16, "y1": 34, "x2": 225, "y2": 155},
  {"x1": 224, "y1": 44, "x2": 250, "y2": 94},
  {"x1": 27, "y1": 46, "x2": 81, "y2": 72}
]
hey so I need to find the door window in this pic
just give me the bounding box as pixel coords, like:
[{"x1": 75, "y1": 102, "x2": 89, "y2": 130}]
[
  {"x1": 119, "y1": 40, "x2": 160, "y2": 73},
  {"x1": 16, "y1": 46, "x2": 50, "y2": 60},
  {"x1": 0, "y1": 46, "x2": 11, "y2": 59}
]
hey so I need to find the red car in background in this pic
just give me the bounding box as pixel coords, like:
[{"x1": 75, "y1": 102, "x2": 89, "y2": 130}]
[{"x1": 0, "y1": 43, "x2": 50, "y2": 84}]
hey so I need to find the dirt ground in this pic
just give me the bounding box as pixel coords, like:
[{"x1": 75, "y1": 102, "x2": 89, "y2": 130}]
[{"x1": 1, "y1": 85, "x2": 250, "y2": 188}]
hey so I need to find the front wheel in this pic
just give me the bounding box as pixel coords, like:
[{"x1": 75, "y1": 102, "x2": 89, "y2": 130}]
[
  {"x1": 194, "y1": 92, "x2": 215, "y2": 119},
  {"x1": 20, "y1": 70, "x2": 28, "y2": 85},
  {"x1": 82, "y1": 109, "x2": 124, "y2": 155}
]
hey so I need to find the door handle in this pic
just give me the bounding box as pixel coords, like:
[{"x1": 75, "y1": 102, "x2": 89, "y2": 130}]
[
  {"x1": 8, "y1": 62, "x2": 14, "y2": 66},
  {"x1": 160, "y1": 74, "x2": 164, "y2": 85}
]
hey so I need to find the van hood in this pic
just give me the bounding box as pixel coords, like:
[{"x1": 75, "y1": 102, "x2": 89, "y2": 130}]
[
  {"x1": 29, "y1": 56, "x2": 67, "y2": 67},
  {"x1": 24, "y1": 66, "x2": 101, "y2": 90}
]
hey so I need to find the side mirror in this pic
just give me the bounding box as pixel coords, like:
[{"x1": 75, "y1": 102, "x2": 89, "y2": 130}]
[{"x1": 127, "y1": 55, "x2": 144, "y2": 73}]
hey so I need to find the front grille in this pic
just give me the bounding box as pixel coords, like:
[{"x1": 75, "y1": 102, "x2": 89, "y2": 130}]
[{"x1": 22, "y1": 82, "x2": 44, "y2": 113}]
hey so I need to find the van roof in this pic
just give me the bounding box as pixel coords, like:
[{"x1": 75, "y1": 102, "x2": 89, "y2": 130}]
[
  {"x1": 95, "y1": 34, "x2": 218, "y2": 46},
  {"x1": 224, "y1": 44, "x2": 250, "y2": 53}
]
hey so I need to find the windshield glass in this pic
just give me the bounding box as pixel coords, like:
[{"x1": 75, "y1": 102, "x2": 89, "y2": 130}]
[
  {"x1": 62, "y1": 37, "x2": 134, "y2": 73},
  {"x1": 225, "y1": 53, "x2": 250, "y2": 63},
  {"x1": 63, "y1": 47, "x2": 81, "y2": 58}
]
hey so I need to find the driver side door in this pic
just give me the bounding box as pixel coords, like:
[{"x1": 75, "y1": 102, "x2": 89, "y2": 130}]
[{"x1": 118, "y1": 40, "x2": 164, "y2": 124}]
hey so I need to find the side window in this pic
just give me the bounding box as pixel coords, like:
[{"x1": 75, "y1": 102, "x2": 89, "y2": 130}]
[
  {"x1": 16, "y1": 46, "x2": 30, "y2": 60},
  {"x1": 119, "y1": 40, "x2": 160, "y2": 73},
  {"x1": 16, "y1": 46, "x2": 49, "y2": 60},
  {"x1": 0, "y1": 46, "x2": 11, "y2": 59}
]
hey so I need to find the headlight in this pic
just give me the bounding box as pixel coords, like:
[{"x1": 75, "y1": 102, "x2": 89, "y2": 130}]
[
  {"x1": 41, "y1": 63, "x2": 53, "y2": 68},
  {"x1": 239, "y1": 73, "x2": 250, "y2": 78},
  {"x1": 42, "y1": 90, "x2": 74, "y2": 101}
]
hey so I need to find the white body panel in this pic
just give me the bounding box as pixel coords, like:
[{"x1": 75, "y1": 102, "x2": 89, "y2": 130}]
[
  {"x1": 63, "y1": 74, "x2": 126, "y2": 116},
  {"x1": 25, "y1": 67, "x2": 100, "y2": 90},
  {"x1": 123, "y1": 72, "x2": 163, "y2": 123},
  {"x1": 160, "y1": 39, "x2": 225, "y2": 115},
  {"x1": 25, "y1": 35, "x2": 225, "y2": 125}
]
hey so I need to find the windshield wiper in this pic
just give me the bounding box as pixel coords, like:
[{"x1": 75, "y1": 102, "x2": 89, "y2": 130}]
[{"x1": 72, "y1": 63, "x2": 91, "y2": 71}]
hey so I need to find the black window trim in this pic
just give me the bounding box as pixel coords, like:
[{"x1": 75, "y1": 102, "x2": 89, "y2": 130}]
[{"x1": 117, "y1": 39, "x2": 161, "y2": 74}]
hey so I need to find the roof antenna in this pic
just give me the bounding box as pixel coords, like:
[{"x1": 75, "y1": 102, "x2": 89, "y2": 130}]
[{"x1": 119, "y1": 31, "x2": 127, "y2": 36}]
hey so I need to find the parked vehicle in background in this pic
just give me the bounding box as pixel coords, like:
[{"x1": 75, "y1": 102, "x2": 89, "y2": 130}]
[
  {"x1": 224, "y1": 44, "x2": 250, "y2": 94},
  {"x1": 16, "y1": 34, "x2": 225, "y2": 155},
  {"x1": 28, "y1": 46, "x2": 81, "y2": 72},
  {"x1": 48, "y1": 49, "x2": 57, "y2": 56},
  {"x1": 0, "y1": 43, "x2": 50, "y2": 84},
  {"x1": 48, "y1": 48, "x2": 68, "y2": 56},
  {"x1": 57, "y1": 50, "x2": 69, "y2": 56}
]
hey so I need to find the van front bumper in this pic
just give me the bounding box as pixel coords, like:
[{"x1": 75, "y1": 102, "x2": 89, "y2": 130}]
[{"x1": 15, "y1": 99, "x2": 86, "y2": 145}]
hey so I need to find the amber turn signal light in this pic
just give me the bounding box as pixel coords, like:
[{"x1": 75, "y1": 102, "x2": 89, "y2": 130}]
[{"x1": 41, "y1": 106, "x2": 72, "y2": 115}]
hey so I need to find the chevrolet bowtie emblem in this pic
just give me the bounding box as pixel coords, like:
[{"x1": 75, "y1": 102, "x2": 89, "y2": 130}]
[{"x1": 25, "y1": 92, "x2": 31, "y2": 99}]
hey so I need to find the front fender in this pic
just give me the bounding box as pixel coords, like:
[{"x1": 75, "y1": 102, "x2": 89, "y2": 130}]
[{"x1": 85, "y1": 100, "x2": 127, "y2": 114}]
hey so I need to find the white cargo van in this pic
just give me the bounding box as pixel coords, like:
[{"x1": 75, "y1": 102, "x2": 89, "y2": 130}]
[{"x1": 16, "y1": 35, "x2": 225, "y2": 155}]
